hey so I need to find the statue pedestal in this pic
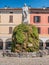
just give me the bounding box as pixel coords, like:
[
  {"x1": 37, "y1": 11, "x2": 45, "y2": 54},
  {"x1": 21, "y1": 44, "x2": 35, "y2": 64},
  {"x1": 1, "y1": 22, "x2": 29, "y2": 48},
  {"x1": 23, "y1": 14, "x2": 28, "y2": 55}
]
[{"x1": 23, "y1": 18, "x2": 28, "y2": 24}]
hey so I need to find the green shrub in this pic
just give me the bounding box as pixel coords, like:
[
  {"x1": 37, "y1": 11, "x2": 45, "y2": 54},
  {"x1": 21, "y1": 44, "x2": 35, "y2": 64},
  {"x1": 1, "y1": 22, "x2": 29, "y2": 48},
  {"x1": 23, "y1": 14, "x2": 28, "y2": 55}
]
[{"x1": 12, "y1": 24, "x2": 39, "y2": 52}]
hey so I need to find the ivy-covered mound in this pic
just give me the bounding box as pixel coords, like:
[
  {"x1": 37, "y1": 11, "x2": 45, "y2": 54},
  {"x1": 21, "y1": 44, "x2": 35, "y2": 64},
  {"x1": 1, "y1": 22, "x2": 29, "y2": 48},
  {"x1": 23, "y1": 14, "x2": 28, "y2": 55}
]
[{"x1": 11, "y1": 24, "x2": 39, "y2": 52}]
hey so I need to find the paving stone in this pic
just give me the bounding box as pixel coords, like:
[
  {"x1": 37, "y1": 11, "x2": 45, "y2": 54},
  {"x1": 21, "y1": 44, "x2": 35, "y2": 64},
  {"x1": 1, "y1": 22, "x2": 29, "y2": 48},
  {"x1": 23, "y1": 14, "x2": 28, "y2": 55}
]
[{"x1": 0, "y1": 56, "x2": 49, "y2": 65}]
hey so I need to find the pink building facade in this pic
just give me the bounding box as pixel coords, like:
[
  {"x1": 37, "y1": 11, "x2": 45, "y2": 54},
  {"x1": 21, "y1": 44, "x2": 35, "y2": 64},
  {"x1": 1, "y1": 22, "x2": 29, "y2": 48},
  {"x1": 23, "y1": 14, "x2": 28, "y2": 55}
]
[{"x1": 30, "y1": 8, "x2": 49, "y2": 49}]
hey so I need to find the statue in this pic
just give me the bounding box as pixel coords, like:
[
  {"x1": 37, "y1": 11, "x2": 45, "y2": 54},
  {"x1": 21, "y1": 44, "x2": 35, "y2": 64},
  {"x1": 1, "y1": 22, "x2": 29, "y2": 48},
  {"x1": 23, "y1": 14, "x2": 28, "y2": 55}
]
[{"x1": 22, "y1": 4, "x2": 29, "y2": 24}]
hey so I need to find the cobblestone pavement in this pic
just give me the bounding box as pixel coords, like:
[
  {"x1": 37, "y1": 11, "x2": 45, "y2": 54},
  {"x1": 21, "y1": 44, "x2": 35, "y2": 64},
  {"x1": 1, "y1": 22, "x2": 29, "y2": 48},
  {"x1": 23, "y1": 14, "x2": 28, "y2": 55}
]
[{"x1": 0, "y1": 56, "x2": 49, "y2": 65}]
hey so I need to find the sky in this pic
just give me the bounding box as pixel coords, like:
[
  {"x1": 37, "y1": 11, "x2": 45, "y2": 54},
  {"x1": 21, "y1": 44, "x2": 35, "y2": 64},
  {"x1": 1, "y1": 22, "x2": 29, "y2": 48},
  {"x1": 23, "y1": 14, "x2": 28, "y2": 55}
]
[{"x1": 0, "y1": 0, "x2": 49, "y2": 8}]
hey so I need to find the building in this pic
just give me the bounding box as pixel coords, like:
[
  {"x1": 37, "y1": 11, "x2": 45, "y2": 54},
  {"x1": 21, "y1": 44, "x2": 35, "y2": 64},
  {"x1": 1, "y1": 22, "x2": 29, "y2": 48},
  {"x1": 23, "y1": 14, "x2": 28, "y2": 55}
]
[
  {"x1": 30, "y1": 8, "x2": 49, "y2": 49},
  {"x1": 0, "y1": 8, "x2": 22, "y2": 51},
  {"x1": 0, "y1": 7, "x2": 49, "y2": 51},
  {"x1": 0, "y1": 7, "x2": 30, "y2": 51}
]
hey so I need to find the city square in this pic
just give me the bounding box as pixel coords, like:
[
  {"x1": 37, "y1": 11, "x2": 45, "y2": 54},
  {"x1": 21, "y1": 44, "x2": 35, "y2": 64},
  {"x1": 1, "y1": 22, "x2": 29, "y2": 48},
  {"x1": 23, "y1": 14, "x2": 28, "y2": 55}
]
[
  {"x1": 0, "y1": 56, "x2": 49, "y2": 65},
  {"x1": 0, "y1": 0, "x2": 49, "y2": 65}
]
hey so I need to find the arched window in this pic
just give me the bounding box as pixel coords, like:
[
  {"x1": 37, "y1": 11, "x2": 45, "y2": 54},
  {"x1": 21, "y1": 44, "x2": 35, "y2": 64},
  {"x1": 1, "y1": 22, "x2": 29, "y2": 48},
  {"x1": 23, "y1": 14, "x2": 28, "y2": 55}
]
[
  {"x1": 5, "y1": 38, "x2": 12, "y2": 50},
  {"x1": 0, "y1": 39, "x2": 3, "y2": 49},
  {"x1": 39, "y1": 39, "x2": 43, "y2": 50},
  {"x1": 45, "y1": 39, "x2": 49, "y2": 49}
]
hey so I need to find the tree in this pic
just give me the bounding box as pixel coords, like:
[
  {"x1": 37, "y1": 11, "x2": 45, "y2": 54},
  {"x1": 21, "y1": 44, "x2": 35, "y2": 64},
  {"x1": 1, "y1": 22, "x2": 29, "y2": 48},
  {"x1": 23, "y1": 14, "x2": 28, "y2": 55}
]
[{"x1": 11, "y1": 24, "x2": 39, "y2": 52}]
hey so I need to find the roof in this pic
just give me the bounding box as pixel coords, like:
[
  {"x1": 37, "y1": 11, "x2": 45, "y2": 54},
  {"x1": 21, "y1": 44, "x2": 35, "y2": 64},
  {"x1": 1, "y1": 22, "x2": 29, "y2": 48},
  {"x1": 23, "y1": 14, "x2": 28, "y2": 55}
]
[
  {"x1": 0, "y1": 8, "x2": 49, "y2": 13},
  {"x1": 0, "y1": 8, "x2": 22, "y2": 10},
  {"x1": 30, "y1": 8, "x2": 49, "y2": 13}
]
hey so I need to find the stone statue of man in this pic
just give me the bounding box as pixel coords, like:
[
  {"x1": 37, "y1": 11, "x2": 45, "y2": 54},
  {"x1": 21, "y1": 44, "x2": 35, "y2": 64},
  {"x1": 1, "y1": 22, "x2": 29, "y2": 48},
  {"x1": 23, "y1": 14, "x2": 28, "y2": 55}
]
[{"x1": 22, "y1": 4, "x2": 29, "y2": 24}]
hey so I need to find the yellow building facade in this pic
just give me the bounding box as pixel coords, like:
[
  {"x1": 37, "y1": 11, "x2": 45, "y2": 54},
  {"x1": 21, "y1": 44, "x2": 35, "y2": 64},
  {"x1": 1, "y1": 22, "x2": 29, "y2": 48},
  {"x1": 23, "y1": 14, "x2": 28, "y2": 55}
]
[
  {"x1": 0, "y1": 8, "x2": 22, "y2": 50},
  {"x1": 0, "y1": 8, "x2": 30, "y2": 50}
]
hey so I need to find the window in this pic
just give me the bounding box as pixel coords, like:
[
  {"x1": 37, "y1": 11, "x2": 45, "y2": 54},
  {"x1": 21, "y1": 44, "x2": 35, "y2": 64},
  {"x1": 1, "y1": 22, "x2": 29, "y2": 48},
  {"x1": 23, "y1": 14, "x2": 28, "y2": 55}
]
[
  {"x1": 37, "y1": 27, "x2": 41, "y2": 34},
  {"x1": 34, "y1": 16, "x2": 40, "y2": 23},
  {"x1": 10, "y1": 12, "x2": 13, "y2": 13},
  {"x1": 9, "y1": 15, "x2": 13, "y2": 23},
  {"x1": 9, "y1": 27, "x2": 12, "y2": 34},
  {"x1": 48, "y1": 16, "x2": 49, "y2": 23},
  {"x1": 48, "y1": 28, "x2": 49, "y2": 34}
]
